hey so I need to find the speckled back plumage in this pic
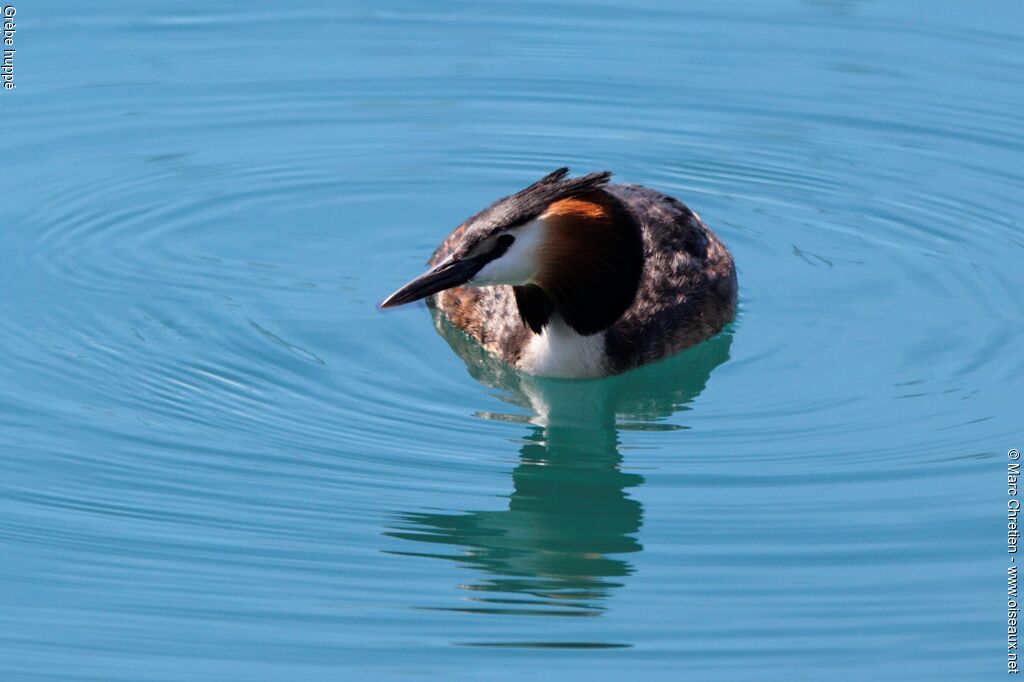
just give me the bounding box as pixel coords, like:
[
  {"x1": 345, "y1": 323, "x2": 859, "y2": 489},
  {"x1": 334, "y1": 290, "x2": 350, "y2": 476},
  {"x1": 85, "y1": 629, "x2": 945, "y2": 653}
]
[
  {"x1": 602, "y1": 184, "x2": 737, "y2": 373},
  {"x1": 427, "y1": 182, "x2": 737, "y2": 376}
]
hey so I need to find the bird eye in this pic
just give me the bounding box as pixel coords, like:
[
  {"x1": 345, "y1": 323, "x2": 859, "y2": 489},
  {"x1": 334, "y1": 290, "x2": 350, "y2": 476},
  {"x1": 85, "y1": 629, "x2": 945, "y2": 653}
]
[{"x1": 497, "y1": 234, "x2": 515, "y2": 248}]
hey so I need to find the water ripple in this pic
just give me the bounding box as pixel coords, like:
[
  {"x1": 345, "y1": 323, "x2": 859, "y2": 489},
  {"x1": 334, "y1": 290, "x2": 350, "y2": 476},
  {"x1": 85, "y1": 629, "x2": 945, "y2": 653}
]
[{"x1": 1, "y1": 0, "x2": 1016, "y2": 678}]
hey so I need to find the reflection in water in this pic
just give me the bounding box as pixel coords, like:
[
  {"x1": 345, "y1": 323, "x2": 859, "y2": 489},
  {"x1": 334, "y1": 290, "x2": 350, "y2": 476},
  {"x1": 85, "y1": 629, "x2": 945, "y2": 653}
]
[
  {"x1": 389, "y1": 425, "x2": 640, "y2": 617},
  {"x1": 386, "y1": 313, "x2": 732, "y2": 617}
]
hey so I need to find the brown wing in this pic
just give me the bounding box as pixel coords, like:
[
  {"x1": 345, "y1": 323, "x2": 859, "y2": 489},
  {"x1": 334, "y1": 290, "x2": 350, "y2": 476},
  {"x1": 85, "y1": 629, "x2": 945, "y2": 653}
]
[{"x1": 430, "y1": 283, "x2": 529, "y2": 366}]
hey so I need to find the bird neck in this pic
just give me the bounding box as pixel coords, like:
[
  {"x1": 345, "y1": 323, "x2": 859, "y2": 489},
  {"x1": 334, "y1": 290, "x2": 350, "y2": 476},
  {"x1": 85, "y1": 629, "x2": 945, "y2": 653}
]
[{"x1": 514, "y1": 190, "x2": 644, "y2": 336}]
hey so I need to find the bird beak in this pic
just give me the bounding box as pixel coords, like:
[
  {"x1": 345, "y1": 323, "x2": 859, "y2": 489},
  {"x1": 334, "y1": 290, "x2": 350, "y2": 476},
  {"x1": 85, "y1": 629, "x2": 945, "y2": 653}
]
[{"x1": 379, "y1": 257, "x2": 486, "y2": 309}]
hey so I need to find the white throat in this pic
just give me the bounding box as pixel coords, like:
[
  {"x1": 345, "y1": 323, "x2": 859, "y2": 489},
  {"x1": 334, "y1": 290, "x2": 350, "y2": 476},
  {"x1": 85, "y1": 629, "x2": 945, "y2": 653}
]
[{"x1": 517, "y1": 314, "x2": 607, "y2": 378}]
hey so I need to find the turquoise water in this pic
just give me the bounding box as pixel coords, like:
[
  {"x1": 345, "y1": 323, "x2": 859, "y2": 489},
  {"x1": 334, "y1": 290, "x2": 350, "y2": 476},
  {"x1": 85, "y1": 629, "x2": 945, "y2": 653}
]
[{"x1": 2, "y1": 1, "x2": 1021, "y2": 679}]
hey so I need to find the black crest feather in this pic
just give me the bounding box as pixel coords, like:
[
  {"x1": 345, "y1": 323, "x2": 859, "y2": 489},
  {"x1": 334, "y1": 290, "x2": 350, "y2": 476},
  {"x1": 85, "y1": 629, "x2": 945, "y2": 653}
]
[
  {"x1": 429, "y1": 168, "x2": 615, "y2": 267},
  {"x1": 459, "y1": 168, "x2": 614, "y2": 235},
  {"x1": 508, "y1": 168, "x2": 614, "y2": 218}
]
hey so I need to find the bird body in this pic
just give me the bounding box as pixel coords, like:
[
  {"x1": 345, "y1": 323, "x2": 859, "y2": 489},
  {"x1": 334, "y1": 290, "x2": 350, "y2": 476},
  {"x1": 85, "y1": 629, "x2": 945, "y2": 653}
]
[{"x1": 381, "y1": 169, "x2": 737, "y2": 378}]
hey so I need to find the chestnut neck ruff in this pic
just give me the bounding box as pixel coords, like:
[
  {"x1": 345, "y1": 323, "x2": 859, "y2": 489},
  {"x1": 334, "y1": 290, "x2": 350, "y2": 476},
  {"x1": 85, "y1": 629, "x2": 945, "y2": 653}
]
[{"x1": 514, "y1": 189, "x2": 644, "y2": 337}]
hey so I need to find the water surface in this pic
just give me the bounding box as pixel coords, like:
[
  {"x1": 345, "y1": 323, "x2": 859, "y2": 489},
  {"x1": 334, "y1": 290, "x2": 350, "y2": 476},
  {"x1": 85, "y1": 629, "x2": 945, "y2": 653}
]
[{"x1": 2, "y1": 1, "x2": 1021, "y2": 679}]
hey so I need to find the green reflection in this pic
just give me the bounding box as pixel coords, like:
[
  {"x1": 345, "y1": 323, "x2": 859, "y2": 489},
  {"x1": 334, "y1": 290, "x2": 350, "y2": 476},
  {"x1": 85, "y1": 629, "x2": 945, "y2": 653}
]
[{"x1": 387, "y1": 314, "x2": 732, "y2": 617}]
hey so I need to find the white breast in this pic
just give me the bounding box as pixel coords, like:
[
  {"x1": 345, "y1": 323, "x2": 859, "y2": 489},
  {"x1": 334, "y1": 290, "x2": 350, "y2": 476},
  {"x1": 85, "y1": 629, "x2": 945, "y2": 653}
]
[{"x1": 516, "y1": 315, "x2": 608, "y2": 378}]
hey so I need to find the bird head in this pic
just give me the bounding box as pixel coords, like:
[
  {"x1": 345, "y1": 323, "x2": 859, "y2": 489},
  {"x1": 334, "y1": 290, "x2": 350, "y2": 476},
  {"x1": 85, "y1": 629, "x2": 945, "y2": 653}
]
[{"x1": 380, "y1": 168, "x2": 643, "y2": 335}]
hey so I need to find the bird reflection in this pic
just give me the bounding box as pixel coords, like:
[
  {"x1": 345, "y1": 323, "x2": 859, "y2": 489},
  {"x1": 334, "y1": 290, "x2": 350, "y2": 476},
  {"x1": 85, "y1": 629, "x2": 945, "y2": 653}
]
[{"x1": 385, "y1": 312, "x2": 733, "y2": 617}]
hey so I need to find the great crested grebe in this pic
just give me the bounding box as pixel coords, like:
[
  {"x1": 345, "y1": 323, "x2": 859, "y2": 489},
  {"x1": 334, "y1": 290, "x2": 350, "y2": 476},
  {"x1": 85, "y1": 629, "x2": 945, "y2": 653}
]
[{"x1": 380, "y1": 168, "x2": 737, "y2": 378}]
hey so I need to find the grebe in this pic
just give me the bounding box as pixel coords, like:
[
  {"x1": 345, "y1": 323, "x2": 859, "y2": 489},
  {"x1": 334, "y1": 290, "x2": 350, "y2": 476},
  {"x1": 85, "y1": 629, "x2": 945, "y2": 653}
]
[{"x1": 380, "y1": 168, "x2": 737, "y2": 378}]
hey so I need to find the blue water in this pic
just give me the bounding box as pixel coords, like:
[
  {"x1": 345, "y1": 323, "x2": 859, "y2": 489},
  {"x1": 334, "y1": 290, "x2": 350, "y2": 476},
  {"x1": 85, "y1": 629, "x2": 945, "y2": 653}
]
[{"x1": 2, "y1": 1, "x2": 1021, "y2": 679}]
